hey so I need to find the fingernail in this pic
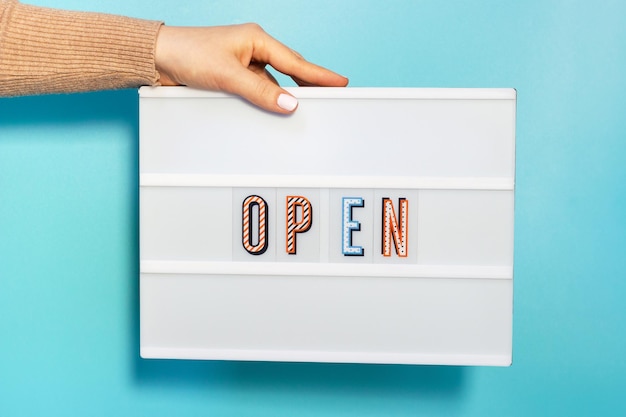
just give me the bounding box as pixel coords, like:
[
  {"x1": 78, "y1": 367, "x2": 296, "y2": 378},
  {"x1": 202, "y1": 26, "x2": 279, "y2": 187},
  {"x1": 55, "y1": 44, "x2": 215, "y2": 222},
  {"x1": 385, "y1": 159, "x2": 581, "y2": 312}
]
[{"x1": 277, "y1": 94, "x2": 298, "y2": 111}]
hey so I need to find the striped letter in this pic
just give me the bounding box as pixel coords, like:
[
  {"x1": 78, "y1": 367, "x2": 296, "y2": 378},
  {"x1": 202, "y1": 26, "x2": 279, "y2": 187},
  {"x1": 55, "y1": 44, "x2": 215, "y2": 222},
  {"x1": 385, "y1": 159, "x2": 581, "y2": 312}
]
[
  {"x1": 286, "y1": 196, "x2": 313, "y2": 254},
  {"x1": 382, "y1": 197, "x2": 409, "y2": 257},
  {"x1": 342, "y1": 197, "x2": 365, "y2": 256},
  {"x1": 242, "y1": 195, "x2": 268, "y2": 255}
]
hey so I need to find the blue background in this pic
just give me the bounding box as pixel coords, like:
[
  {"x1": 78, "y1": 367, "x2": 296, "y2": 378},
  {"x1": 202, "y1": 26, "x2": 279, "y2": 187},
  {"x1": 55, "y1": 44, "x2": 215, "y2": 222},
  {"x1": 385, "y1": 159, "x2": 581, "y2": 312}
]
[{"x1": 1, "y1": 0, "x2": 625, "y2": 415}]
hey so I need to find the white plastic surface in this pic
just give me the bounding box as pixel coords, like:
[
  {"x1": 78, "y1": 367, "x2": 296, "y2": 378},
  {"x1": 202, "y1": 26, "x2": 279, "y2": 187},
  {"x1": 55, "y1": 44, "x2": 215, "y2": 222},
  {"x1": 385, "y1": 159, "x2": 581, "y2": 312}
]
[{"x1": 139, "y1": 87, "x2": 516, "y2": 366}]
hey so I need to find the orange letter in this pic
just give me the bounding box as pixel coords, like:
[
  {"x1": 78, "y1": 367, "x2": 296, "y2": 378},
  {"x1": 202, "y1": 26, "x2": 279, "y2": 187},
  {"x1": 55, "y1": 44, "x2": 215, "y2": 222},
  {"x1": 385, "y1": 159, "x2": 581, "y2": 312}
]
[
  {"x1": 382, "y1": 198, "x2": 409, "y2": 257},
  {"x1": 286, "y1": 196, "x2": 313, "y2": 255},
  {"x1": 242, "y1": 195, "x2": 268, "y2": 255}
]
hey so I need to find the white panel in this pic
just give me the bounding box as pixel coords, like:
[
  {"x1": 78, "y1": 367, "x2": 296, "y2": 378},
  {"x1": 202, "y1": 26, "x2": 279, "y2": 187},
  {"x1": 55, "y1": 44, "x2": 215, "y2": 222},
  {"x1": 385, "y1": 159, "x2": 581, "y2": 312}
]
[
  {"x1": 139, "y1": 87, "x2": 516, "y2": 366},
  {"x1": 417, "y1": 190, "x2": 514, "y2": 265},
  {"x1": 140, "y1": 274, "x2": 512, "y2": 366},
  {"x1": 139, "y1": 89, "x2": 516, "y2": 179},
  {"x1": 140, "y1": 187, "x2": 233, "y2": 261}
]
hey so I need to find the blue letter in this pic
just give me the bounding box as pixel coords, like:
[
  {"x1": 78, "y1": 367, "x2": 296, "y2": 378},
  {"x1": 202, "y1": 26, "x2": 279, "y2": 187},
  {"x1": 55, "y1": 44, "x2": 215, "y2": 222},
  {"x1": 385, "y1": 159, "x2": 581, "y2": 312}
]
[{"x1": 342, "y1": 197, "x2": 365, "y2": 256}]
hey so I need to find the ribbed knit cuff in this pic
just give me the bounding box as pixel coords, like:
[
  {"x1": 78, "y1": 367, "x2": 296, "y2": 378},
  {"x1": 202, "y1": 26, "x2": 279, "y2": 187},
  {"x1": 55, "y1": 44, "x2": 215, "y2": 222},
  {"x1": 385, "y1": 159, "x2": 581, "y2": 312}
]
[{"x1": 0, "y1": 0, "x2": 163, "y2": 96}]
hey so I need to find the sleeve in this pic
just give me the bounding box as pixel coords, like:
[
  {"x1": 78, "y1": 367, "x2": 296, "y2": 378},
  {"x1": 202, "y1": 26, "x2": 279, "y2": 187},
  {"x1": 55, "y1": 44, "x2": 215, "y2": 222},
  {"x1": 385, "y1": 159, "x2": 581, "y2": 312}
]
[{"x1": 0, "y1": 0, "x2": 163, "y2": 96}]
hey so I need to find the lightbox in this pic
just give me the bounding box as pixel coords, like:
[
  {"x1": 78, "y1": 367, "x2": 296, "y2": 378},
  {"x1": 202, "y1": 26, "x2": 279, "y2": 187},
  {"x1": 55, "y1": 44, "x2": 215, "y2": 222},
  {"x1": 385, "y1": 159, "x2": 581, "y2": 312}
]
[{"x1": 139, "y1": 86, "x2": 516, "y2": 366}]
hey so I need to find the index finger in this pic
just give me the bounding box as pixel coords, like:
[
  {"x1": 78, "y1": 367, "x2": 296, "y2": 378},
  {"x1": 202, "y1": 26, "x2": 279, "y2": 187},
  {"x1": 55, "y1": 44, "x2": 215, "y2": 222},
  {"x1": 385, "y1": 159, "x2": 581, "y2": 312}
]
[{"x1": 252, "y1": 30, "x2": 349, "y2": 87}]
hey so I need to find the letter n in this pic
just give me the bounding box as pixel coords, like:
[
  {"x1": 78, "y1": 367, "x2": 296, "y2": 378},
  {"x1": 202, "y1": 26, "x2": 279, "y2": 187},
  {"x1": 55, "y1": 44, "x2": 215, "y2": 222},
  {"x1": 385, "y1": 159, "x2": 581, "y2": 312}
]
[{"x1": 382, "y1": 197, "x2": 409, "y2": 257}]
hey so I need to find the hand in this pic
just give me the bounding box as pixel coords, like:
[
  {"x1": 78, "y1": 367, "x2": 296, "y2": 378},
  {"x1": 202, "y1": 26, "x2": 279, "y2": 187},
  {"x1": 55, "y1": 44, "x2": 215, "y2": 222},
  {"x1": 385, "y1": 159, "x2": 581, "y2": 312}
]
[{"x1": 154, "y1": 23, "x2": 349, "y2": 114}]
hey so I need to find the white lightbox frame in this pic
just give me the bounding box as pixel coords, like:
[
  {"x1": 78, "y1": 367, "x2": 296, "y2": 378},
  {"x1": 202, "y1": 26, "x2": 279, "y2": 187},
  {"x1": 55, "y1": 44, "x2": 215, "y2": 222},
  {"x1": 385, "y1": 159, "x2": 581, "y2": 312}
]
[{"x1": 139, "y1": 87, "x2": 516, "y2": 366}]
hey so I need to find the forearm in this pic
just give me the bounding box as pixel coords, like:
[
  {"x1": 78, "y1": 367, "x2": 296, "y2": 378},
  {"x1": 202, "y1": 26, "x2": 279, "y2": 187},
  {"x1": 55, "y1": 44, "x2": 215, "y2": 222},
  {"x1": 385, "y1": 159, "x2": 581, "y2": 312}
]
[{"x1": 0, "y1": 0, "x2": 162, "y2": 96}]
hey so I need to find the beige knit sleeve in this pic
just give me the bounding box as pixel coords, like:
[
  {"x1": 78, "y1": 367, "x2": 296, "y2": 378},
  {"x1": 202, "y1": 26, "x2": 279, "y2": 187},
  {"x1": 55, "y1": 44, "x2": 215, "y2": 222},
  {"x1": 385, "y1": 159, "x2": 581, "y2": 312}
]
[{"x1": 0, "y1": 0, "x2": 163, "y2": 96}]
